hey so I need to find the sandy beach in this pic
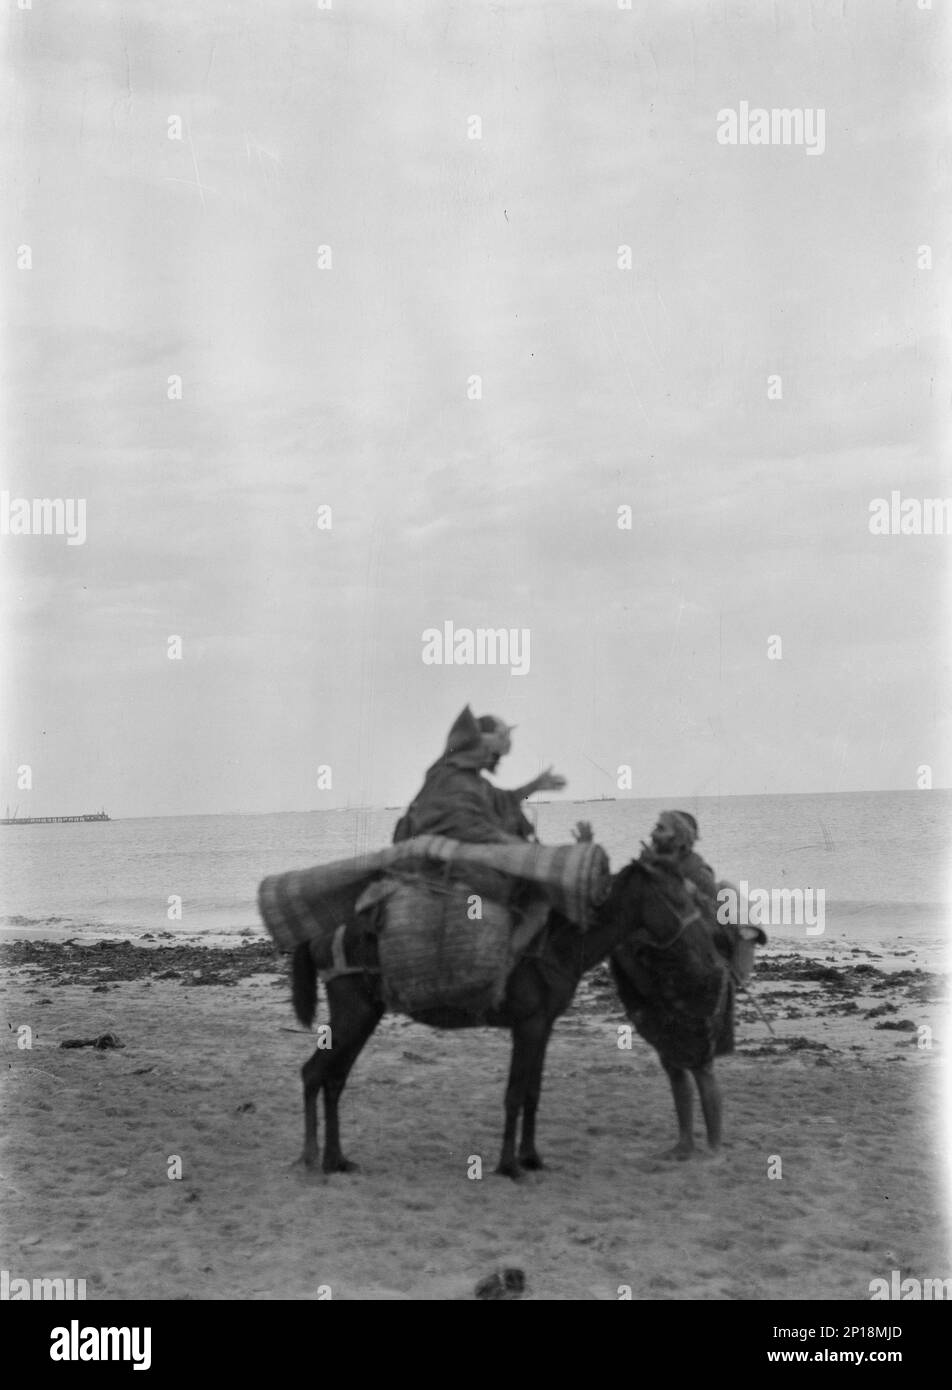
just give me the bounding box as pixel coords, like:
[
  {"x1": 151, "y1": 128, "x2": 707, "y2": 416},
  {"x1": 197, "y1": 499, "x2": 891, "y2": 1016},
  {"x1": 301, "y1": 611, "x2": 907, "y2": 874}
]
[{"x1": 1, "y1": 927, "x2": 948, "y2": 1302}]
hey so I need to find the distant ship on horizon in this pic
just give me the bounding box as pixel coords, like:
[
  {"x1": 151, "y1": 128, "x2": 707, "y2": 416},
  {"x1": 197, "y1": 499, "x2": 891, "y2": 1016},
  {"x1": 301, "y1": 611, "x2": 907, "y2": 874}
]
[{"x1": 1, "y1": 805, "x2": 112, "y2": 826}]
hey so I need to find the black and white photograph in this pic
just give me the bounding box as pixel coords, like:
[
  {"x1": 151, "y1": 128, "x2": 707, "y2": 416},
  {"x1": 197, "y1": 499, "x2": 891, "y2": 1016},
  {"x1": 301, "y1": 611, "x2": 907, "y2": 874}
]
[{"x1": 1, "y1": 0, "x2": 950, "y2": 1324}]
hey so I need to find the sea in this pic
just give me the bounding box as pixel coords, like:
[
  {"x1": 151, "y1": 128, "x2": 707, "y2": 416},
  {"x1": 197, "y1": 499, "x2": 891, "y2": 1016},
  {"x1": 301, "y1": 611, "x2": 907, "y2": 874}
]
[{"x1": 1, "y1": 791, "x2": 950, "y2": 953}]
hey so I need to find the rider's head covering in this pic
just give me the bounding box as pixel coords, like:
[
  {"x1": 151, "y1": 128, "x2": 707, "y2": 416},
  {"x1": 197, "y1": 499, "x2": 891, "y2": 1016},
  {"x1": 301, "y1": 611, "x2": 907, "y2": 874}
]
[
  {"x1": 477, "y1": 714, "x2": 515, "y2": 757},
  {"x1": 444, "y1": 705, "x2": 483, "y2": 755}
]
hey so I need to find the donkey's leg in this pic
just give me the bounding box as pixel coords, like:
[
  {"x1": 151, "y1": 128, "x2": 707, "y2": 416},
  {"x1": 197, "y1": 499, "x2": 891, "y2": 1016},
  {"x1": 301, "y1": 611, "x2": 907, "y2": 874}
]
[
  {"x1": 661, "y1": 1060, "x2": 696, "y2": 1159},
  {"x1": 691, "y1": 1061, "x2": 723, "y2": 1153},
  {"x1": 497, "y1": 1018, "x2": 547, "y2": 1179},
  {"x1": 518, "y1": 1021, "x2": 553, "y2": 1171},
  {"x1": 298, "y1": 977, "x2": 380, "y2": 1171},
  {"x1": 299, "y1": 1046, "x2": 326, "y2": 1170},
  {"x1": 321, "y1": 981, "x2": 384, "y2": 1174}
]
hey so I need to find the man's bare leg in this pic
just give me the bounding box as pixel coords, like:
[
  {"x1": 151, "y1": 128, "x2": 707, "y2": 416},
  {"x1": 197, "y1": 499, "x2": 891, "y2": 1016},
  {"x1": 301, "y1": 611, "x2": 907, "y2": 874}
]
[
  {"x1": 693, "y1": 1062, "x2": 723, "y2": 1153},
  {"x1": 661, "y1": 1062, "x2": 696, "y2": 1159}
]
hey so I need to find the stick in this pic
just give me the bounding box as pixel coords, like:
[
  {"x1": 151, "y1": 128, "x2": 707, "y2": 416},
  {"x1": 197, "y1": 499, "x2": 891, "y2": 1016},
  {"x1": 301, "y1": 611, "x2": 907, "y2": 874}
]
[{"x1": 731, "y1": 970, "x2": 776, "y2": 1036}]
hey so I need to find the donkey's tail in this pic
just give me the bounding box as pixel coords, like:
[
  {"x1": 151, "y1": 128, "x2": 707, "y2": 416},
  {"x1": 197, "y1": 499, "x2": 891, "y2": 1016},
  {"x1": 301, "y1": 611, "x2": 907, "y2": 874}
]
[{"x1": 292, "y1": 941, "x2": 318, "y2": 1028}]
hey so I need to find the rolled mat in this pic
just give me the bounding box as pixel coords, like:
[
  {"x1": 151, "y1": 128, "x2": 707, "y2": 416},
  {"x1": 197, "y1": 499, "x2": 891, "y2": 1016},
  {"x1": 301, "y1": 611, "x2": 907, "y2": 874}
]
[{"x1": 258, "y1": 835, "x2": 611, "y2": 952}]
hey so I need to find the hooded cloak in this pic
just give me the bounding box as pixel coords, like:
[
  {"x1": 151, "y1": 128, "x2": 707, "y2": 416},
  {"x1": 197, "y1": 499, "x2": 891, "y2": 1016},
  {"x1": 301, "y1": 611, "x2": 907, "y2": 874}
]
[{"x1": 392, "y1": 706, "x2": 533, "y2": 845}]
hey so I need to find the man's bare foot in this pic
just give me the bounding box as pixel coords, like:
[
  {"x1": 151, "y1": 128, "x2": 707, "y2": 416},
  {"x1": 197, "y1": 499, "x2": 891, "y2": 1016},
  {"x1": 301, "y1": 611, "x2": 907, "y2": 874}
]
[
  {"x1": 291, "y1": 1154, "x2": 325, "y2": 1181},
  {"x1": 658, "y1": 1142, "x2": 696, "y2": 1162}
]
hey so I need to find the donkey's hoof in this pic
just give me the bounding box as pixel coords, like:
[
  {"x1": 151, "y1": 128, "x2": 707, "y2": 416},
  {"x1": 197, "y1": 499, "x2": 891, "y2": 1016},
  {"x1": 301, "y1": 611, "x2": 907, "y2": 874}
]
[
  {"x1": 323, "y1": 1156, "x2": 360, "y2": 1174},
  {"x1": 494, "y1": 1160, "x2": 523, "y2": 1181},
  {"x1": 518, "y1": 1153, "x2": 545, "y2": 1171},
  {"x1": 292, "y1": 1152, "x2": 320, "y2": 1171}
]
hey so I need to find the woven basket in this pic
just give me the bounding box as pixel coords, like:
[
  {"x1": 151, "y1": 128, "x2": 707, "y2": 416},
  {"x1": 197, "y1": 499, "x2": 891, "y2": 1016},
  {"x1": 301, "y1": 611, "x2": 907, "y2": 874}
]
[{"x1": 377, "y1": 874, "x2": 513, "y2": 1016}]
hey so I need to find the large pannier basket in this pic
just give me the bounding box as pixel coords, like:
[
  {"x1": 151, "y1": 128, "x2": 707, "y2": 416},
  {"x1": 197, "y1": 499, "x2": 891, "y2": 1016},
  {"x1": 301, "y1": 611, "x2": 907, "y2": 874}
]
[{"x1": 377, "y1": 873, "x2": 513, "y2": 1016}]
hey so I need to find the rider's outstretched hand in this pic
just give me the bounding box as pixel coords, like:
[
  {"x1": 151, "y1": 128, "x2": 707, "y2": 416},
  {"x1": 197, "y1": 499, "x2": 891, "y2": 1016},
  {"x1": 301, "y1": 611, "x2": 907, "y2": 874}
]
[{"x1": 535, "y1": 766, "x2": 567, "y2": 793}]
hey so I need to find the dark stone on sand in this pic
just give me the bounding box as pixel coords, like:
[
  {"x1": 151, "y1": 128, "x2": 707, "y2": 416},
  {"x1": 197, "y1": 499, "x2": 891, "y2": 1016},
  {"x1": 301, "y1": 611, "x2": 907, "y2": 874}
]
[
  {"x1": 874, "y1": 1019, "x2": 917, "y2": 1032},
  {"x1": 59, "y1": 1032, "x2": 124, "y2": 1050},
  {"x1": 475, "y1": 1267, "x2": 526, "y2": 1300}
]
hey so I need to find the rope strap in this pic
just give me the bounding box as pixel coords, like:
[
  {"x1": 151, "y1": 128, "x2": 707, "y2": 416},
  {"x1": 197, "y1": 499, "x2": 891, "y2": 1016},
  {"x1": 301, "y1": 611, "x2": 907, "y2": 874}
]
[{"x1": 318, "y1": 922, "x2": 381, "y2": 981}]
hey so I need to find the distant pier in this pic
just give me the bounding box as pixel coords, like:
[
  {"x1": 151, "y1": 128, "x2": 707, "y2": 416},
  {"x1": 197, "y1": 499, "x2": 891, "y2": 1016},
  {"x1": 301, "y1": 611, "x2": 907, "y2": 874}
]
[{"x1": 1, "y1": 811, "x2": 111, "y2": 825}]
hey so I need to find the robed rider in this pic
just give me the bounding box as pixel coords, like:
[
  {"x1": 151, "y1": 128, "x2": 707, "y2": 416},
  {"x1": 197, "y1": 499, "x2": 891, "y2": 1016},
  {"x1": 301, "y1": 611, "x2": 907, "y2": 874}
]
[{"x1": 392, "y1": 706, "x2": 566, "y2": 845}]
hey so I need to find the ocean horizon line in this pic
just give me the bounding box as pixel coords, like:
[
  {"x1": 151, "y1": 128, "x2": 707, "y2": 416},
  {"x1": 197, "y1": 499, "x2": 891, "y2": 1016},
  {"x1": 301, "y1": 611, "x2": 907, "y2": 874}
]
[{"x1": 47, "y1": 786, "x2": 950, "y2": 822}]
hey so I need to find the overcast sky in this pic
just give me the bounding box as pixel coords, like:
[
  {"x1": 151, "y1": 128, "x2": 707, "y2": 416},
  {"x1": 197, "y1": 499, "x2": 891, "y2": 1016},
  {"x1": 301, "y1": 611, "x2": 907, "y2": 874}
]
[{"x1": 1, "y1": 0, "x2": 949, "y2": 817}]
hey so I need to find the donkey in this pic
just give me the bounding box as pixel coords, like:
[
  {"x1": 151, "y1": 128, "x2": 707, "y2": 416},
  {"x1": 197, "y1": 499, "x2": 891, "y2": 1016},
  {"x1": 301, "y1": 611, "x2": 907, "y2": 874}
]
[{"x1": 289, "y1": 859, "x2": 728, "y2": 1178}]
